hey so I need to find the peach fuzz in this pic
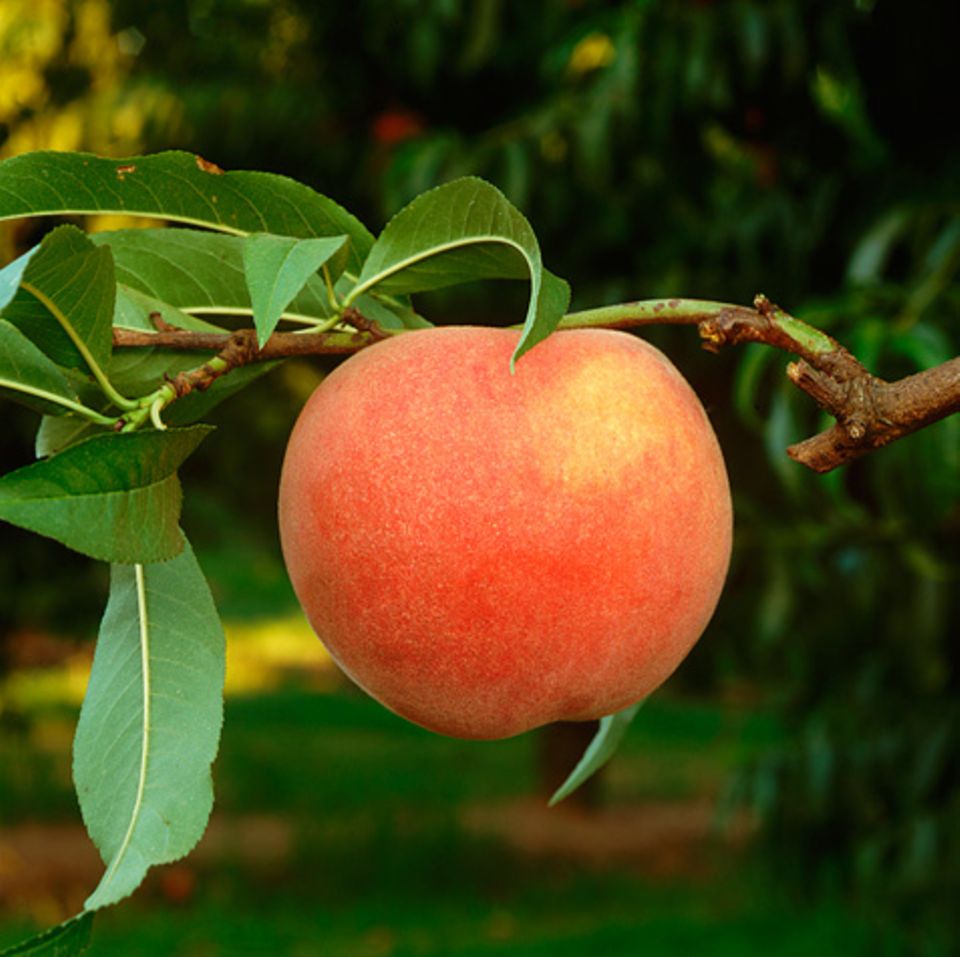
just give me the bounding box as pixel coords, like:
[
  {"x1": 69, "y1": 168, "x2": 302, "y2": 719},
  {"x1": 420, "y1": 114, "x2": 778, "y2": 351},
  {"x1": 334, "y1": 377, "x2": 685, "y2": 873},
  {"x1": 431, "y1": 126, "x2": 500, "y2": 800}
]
[{"x1": 278, "y1": 326, "x2": 732, "y2": 739}]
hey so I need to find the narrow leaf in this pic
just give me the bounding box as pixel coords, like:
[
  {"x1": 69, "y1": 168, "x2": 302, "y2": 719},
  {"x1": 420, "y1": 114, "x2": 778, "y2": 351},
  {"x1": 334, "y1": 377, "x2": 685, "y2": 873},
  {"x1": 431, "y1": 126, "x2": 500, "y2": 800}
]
[
  {"x1": 74, "y1": 539, "x2": 225, "y2": 910},
  {"x1": 548, "y1": 702, "x2": 643, "y2": 807},
  {"x1": 0, "y1": 319, "x2": 80, "y2": 415},
  {"x1": 0, "y1": 426, "x2": 211, "y2": 562},
  {"x1": 0, "y1": 150, "x2": 373, "y2": 272},
  {"x1": 243, "y1": 233, "x2": 348, "y2": 345},
  {"x1": 0, "y1": 226, "x2": 115, "y2": 373},
  {"x1": 0, "y1": 913, "x2": 93, "y2": 956},
  {"x1": 350, "y1": 177, "x2": 569, "y2": 362}
]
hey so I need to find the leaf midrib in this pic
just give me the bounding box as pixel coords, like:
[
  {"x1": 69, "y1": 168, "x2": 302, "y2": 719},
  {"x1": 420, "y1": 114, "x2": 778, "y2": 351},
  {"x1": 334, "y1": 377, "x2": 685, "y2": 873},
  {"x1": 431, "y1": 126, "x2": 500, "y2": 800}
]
[
  {"x1": 94, "y1": 563, "x2": 152, "y2": 898},
  {"x1": 0, "y1": 376, "x2": 87, "y2": 414},
  {"x1": 349, "y1": 234, "x2": 535, "y2": 303}
]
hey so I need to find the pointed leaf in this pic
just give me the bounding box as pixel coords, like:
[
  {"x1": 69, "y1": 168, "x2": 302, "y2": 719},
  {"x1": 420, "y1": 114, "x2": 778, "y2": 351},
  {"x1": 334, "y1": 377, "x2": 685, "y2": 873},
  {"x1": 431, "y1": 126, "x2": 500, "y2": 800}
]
[
  {"x1": 0, "y1": 426, "x2": 211, "y2": 562},
  {"x1": 0, "y1": 319, "x2": 81, "y2": 415},
  {"x1": 0, "y1": 150, "x2": 373, "y2": 271},
  {"x1": 243, "y1": 233, "x2": 348, "y2": 345},
  {"x1": 0, "y1": 226, "x2": 115, "y2": 373},
  {"x1": 350, "y1": 177, "x2": 569, "y2": 363},
  {"x1": 99, "y1": 228, "x2": 423, "y2": 331},
  {"x1": 74, "y1": 539, "x2": 225, "y2": 910},
  {"x1": 548, "y1": 702, "x2": 643, "y2": 807},
  {"x1": 0, "y1": 913, "x2": 93, "y2": 956}
]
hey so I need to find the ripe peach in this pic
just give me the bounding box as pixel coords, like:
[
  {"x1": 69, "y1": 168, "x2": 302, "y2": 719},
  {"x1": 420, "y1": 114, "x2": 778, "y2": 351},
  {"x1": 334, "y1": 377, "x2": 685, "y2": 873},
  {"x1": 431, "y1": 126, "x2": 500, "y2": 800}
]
[{"x1": 278, "y1": 326, "x2": 732, "y2": 739}]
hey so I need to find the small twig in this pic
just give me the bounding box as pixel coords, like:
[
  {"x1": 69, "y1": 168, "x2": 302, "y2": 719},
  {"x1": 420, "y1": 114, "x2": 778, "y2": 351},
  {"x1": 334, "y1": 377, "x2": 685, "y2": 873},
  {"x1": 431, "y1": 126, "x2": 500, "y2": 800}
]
[
  {"x1": 113, "y1": 323, "x2": 382, "y2": 359},
  {"x1": 111, "y1": 321, "x2": 390, "y2": 431},
  {"x1": 340, "y1": 306, "x2": 391, "y2": 340}
]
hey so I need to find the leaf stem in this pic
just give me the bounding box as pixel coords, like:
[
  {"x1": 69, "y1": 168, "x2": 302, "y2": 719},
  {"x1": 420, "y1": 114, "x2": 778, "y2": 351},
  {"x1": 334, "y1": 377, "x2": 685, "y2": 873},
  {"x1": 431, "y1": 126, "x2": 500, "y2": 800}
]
[
  {"x1": 21, "y1": 280, "x2": 138, "y2": 411},
  {"x1": 322, "y1": 264, "x2": 340, "y2": 313},
  {"x1": 149, "y1": 397, "x2": 168, "y2": 431}
]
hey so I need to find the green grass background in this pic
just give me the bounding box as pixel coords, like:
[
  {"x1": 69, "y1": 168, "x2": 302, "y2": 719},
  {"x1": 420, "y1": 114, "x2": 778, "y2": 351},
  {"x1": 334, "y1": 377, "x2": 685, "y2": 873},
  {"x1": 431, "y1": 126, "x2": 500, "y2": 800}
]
[{"x1": 0, "y1": 687, "x2": 921, "y2": 956}]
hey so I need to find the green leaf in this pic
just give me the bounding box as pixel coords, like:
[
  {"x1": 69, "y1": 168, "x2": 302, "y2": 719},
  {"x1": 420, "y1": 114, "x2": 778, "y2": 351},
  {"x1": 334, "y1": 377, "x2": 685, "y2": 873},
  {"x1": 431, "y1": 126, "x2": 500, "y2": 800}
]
[
  {"x1": 0, "y1": 150, "x2": 374, "y2": 272},
  {"x1": 74, "y1": 538, "x2": 225, "y2": 910},
  {"x1": 528, "y1": 270, "x2": 573, "y2": 364},
  {"x1": 114, "y1": 285, "x2": 224, "y2": 333},
  {"x1": 96, "y1": 228, "x2": 335, "y2": 326},
  {"x1": 548, "y1": 702, "x2": 643, "y2": 807},
  {"x1": 348, "y1": 177, "x2": 569, "y2": 363},
  {"x1": 34, "y1": 414, "x2": 101, "y2": 458},
  {"x1": 0, "y1": 245, "x2": 41, "y2": 311},
  {"x1": 0, "y1": 318, "x2": 81, "y2": 415},
  {"x1": 349, "y1": 289, "x2": 434, "y2": 330},
  {"x1": 0, "y1": 426, "x2": 211, "y2": 562},
  {"x1": 99, "y1": 228, "x2": 424, "y2": 332},
  {"x1": 243, "y1": 233, "x2": 349, "y2": 345},
  {"x1": 0, "y1": 913, "x2": 93, "y2": 956},
  {"x1": 0, "y1": 225, "x2": 115, "y2": 374},
  {"x1": 107, "y1": 345, "x2": 206, "y2": 400}
]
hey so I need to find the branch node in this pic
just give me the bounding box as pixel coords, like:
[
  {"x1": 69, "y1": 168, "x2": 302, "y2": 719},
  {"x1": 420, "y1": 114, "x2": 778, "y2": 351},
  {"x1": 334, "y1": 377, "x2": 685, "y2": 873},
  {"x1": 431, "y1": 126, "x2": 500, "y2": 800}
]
[
  {"x1": 753, "y1": 293, "x2": 774, "y2": 317},
  {"x1": 341, "y1": 307, "x2": 389, "y2": 341},
  {"x1": 150, "y1": 311, "x2": 179, "y2": 333}
]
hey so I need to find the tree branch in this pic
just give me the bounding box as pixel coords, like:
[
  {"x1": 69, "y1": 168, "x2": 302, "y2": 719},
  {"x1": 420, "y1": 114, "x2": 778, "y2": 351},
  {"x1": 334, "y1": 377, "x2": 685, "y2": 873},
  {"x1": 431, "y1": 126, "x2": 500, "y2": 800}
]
[
  {"x1": 560, "y1": 295, "x2": 959, "y2": 472},
  {"x1": 112, "y1": 299, "x2": 960, "y2": 473},
  {"x1": 783, "y1": 356, "x2": 960, "y2": 471},
  {"x1": 113, "y1": 309, "x2": 387, "y2": 362}
]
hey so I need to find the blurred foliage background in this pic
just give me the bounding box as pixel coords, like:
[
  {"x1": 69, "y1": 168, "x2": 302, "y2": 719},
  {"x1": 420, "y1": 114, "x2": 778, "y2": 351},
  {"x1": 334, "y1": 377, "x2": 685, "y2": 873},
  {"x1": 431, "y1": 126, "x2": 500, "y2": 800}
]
[{"x1": 1, "y1": 1, "x2": 958, "y2": 954}]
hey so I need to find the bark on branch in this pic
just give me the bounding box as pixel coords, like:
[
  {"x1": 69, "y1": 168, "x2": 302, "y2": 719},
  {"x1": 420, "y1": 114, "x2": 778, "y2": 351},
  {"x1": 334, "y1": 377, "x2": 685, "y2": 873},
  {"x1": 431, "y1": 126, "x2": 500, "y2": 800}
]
[
  {"x1": 695, "y1": 296, "x2": 960, "y2": 471},
  {"x1": 112, "y1": 299, "x2": 960, "y2": 474},
  {"x1": 560, "y1": 295, "x2": 960, "y2": 472}
]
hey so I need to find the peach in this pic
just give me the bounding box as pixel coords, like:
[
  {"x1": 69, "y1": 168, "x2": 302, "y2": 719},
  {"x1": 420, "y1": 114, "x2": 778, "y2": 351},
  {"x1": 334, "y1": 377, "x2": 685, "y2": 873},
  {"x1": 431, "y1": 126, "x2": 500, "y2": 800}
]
[{"x1": 278, "y1": 326, "x2": 732, "y2": 739}]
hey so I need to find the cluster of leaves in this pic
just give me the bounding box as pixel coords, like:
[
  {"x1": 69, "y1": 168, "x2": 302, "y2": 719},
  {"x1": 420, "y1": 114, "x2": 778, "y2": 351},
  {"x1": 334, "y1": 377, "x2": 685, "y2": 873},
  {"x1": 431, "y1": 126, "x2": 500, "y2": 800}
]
[{"x1": 0, "y1": 149, "x2": 575, "y2": 953}]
